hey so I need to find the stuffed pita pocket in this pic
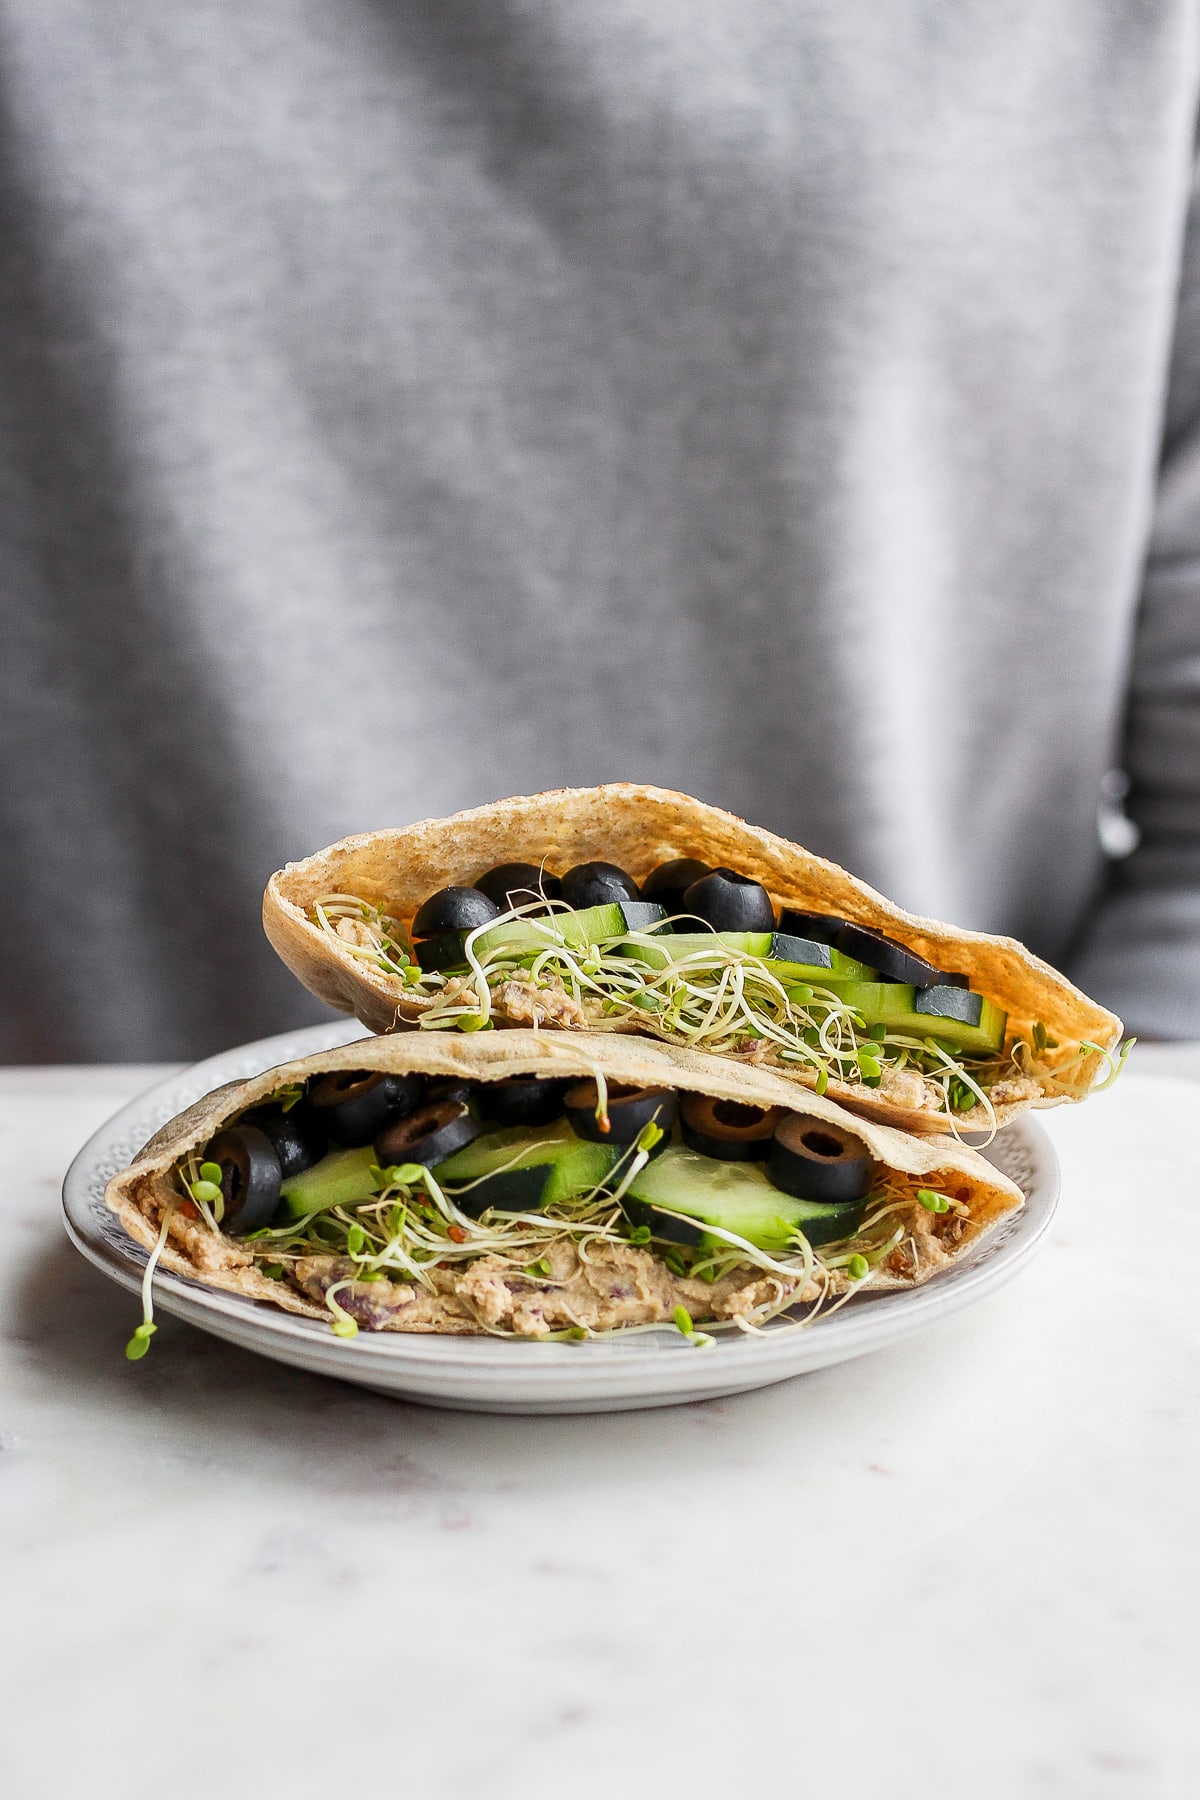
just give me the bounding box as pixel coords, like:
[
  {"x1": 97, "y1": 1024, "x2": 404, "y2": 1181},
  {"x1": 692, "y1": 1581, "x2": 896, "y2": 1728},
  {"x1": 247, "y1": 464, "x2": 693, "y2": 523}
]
[
  {"x1": 108, "y1": 1031, "x2": 1024, "y2": 1352},
  {"x1": 263, "y1": 784, "x2": 1126, "y2": 1137}
]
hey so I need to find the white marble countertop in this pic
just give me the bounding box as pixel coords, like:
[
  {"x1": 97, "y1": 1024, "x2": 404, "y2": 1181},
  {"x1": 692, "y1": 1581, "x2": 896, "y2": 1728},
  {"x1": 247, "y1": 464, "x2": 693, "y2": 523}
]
[{"x1": 2, "y1": 1051, "x2": 1198, "y2": 1799}]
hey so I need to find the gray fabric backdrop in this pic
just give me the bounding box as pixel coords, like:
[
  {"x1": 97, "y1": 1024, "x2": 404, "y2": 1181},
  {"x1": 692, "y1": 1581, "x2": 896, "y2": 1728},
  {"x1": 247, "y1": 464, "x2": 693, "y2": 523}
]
[{"x1": 2, "y1": 1, "x2": 1199, "y2": 1058}]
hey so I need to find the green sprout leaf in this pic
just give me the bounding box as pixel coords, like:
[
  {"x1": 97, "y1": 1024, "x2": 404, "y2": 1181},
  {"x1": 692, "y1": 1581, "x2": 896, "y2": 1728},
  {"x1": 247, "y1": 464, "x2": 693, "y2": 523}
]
[
  {"x1": 847, "y1": 1253, "x2": 869, "y2": 1280},
  {"x1": 456, "y1": 1013, "x2": 492, "y2": 1032},
  {"x1": 198, "y1": 1161, "x2": 223, "y2": 1185},
  {"x1": 331, "y1": 1317, "x2": 359, "y2": 1339},
  {"x1": 673, "y1": 1305, "x2": 694, "y2": 1337},
  {"x1": 627, "y1": 1224, "x2": 652, "y2": 1246},
  {"x1": 636, "y1": 1121, "x2": 664, "y2": 1154},
  {"x1": 916, "y1": 1188, "x2": 952, "y2": 1213},
  {"x1": 190, "y1": 1179, "x2": 222, "y2": 1205},
  {"x1": 125, "y1": 1322, "x2": 156, "y2": 1361}
]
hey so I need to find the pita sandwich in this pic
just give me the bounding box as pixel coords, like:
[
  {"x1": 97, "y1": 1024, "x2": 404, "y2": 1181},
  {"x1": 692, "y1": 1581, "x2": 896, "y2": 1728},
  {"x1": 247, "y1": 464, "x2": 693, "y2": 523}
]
[
  {"x1": 108, "y1": 1031, "x2": 1024, "y2": 1348},
  {"x1": 262, "y1": 784, "x2": 1125, "y2": 1136}
]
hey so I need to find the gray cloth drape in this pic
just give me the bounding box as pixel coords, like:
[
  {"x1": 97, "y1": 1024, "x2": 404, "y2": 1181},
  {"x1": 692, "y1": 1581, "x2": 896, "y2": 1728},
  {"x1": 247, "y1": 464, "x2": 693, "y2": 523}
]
[{"x1": 2, "y1": 1, "x2": 1199, "y2": 1059}]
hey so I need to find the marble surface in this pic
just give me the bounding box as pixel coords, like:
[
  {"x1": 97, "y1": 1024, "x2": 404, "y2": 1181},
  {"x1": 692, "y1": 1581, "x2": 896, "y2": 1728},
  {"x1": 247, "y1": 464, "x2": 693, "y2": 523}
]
[{"x1": 1, "y1": 1055, "x2": 1198, "y2": 1799}]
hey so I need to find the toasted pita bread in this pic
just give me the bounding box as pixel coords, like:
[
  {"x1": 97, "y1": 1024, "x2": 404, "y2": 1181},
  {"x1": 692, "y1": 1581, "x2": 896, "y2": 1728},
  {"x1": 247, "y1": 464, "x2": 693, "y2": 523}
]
[
  {"x1": 106, "y1": 1030, "x2": 1024, "y2": 1336},
  {"x1": 262, "y1": 784, "x2": 1122, "y2": 1134}
]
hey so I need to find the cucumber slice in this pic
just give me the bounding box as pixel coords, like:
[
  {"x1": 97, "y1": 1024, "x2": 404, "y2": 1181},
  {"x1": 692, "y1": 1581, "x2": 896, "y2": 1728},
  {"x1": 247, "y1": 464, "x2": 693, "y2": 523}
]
[
  {"x1": 617, "y1": 933, "x2": 875, "y2": 981},
  {"x1": 817, "y1": 981, "x2": 1007, "y2": 1056},
  {"x1": 436, "y1": 1120, "x2": 620, "y2": 1214},
  {"x1": 415, "y1": 901, "x2": 669, "y2": 971},
  {"x1": 624, "y1": 1147, "x2": 869, "y2": 1251},
  {"x1": 914, "y1": 983, "x2": 983, "y2": 1026},
  {"x1": 762, "y1": 948, "x2": 878, "y2": 984},
  {"x1": 279, "y1": 1145, "x2": 378, "y2": 1218}
]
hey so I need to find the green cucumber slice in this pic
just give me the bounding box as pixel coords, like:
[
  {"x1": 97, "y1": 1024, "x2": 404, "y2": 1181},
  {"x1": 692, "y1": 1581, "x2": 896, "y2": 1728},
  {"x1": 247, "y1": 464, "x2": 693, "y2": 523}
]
[
  {"x1": 624, "y1": 1146, "x2": 869, "y2": 1251},
  {"x1": 416, "y1": 901, "x2": 669, "y2": 971},
  {"x1": 817, "y1": 981, "x2": 1007, "y2": 1056},
  {"x1": 436, "y1": 1120, "x2": 620, "y2": 1213},
  {"x1": 280, "y1": 1146, "x2": 378, "y2": 1218},
  {"x1": 617, "y1": 933, "x2": 875, "y2": 981},
  {"x1": 762, "y1": 948, "x2": 878, "y2": 984}
]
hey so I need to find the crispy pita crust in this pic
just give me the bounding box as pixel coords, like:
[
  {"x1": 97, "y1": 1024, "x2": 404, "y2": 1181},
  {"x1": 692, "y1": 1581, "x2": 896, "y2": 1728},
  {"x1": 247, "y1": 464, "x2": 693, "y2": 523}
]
[
  {"x1": 262, "y1": 784, "x2": 1122, "y2": 1133},
  {"x1": 105, "y1": 1030, "x2": 1023, "y2": 1327}
]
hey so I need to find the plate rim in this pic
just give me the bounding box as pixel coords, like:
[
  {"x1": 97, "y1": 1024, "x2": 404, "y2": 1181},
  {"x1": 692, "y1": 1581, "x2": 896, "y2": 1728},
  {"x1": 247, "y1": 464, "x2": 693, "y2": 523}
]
[{"x1": 62, "y1": 1020, "x2": 1060, "y2": 1399}]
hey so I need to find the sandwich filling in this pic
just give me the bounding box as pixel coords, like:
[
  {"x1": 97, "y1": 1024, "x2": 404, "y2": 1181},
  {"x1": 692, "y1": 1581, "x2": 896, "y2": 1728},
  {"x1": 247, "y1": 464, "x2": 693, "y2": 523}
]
[
  {"x1": 123, "y1": 1059, "x2": 1016, "y2": 1355},
  {"x1": 309, "y1": 879, "x2": 1129, "y2": 1137}
]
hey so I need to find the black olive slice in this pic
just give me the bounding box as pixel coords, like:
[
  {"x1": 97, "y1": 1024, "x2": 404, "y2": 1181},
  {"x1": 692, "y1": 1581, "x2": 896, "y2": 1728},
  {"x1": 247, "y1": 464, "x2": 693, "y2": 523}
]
[
  {"x1": 205, "y1": 1125, "x2": 282, "y2": 1234},
  {"x1": 424, "y1": 1078, "x2": 476, "y2": 1107},
  {"x1": 474, "y1": 862, "x2": 562, "y2": 911},
  {"x1": 934, "y1": 971, "x2": 970, "y2": 989},
  {"x1": 682, "y1": 868, "x2": 776, "y2": 933},
  {"x1": 639, "y1": 858, "x2": 711, "y2": 916},
  {"x1": 563, "y1": 1081, "x2": 678, "y2": 1146},
  {"x1": 374, "y1": 1100, "x2": 482, "y2": 1168},
  {"x1": 832, "y1": 922, "x2": 942, "y2": 987},
  {"x1": 477, "y1": 1075, "x2": 571, "y2": 1128},
  {"x1": 778, "y1": 909, "x2": 847, "y2": 944},
  {"x1": 913, "y1": 984, "x2": 984, "y2": 1026},
  {"x1": 308, "y1": 1071, "x2": 425, "y2": 1146},
  {"x1": 680, "y1": 1094, "x2": 782, "y2": 1161},
  {"x1": 767, "y1": 1117, "x2": 875, "y2": 1204},
  {"x1": 619, "y1": 1194, "x2": 706, "y2": 1247},
  {"x1": 560, "y1": 862, "x2": 641, "y2": 908},
  {"x1": 412, "y1": 886, "x2": 501, "y2": 940},
  {"x1": 239, "y1": 1103, "x2": 327, "y2": 1179}
]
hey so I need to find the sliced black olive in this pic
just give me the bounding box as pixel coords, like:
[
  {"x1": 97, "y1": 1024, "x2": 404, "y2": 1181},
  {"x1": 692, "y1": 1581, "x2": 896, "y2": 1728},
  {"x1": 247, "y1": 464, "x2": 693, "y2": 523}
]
[
  {"x1": 777, "y1": 909, "x2": 847, "y2": 944},
  {"x1": 478, "y1": 1075, "x2": 571, "y2": 1127},
  {"x1": 682, "y1": 867, "x2": 775, "y2": 933},
  {"x1": 680, "y1": 1094, "x2": 782, "y2": 1161},
  {"x1": 639, "y1": 858, "x2": 711, "y2": 916},
  {"x1": 308, "y1": 1071, "x2": 425, "y2": 1146},
  {"x1": 374, "y1": 1100, "x2": 482, "y2": 1168},
  {"x1": 934, "y1": 971, "x2": 970, "y2": 989},
  {"x1": 412, "y1": 886, "x2": 501, "y2": 940},
  {"x1": 833, "y1": 922, "x2": 942, "y2": 987},
  {"x1": 239, "y1": 1102, "x2": 326, "y2": 1179},
  {"x1": 619, "y1": 1194, "x2": 706, "y2": 1247},
  {"x1": 474, "y1": 862, "x2": 562, "y2": 911},
  {"x1": 913, "y1": 984, "x2": 984, "y2": 1026},
  {"x1": 205, "y1": 1125, "x2": 282, "y2": 1234},
  {"x1": 767, "y1": 1116, "x2": 875, "y2": 1204},
  {"x1": 560, "y1": 862, "x2": 641, "y2": 908},
  {"x1": 563, "y1": 1081, "x2": 678, "y2": 1146},
  {"x1": 424, "y1": 1078, "x2": 476, "y2": 1109}
]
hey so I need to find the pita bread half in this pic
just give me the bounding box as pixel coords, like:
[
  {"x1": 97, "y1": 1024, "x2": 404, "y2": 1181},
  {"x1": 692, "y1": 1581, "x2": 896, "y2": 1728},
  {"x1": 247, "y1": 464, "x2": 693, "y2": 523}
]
[
  {"x1": 106, "y1": 1029, "x2": 1024, "y2": 1338},
  {"x1": 262, "y1": 784, "x2": 1122, "y2": 1134}
]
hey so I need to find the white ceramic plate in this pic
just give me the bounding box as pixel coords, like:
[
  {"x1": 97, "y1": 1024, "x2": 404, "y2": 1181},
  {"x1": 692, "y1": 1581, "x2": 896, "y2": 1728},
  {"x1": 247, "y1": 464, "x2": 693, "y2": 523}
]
[{"x1": 63, "y1": 1021, "x2": 1059, "y2": 1414}]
